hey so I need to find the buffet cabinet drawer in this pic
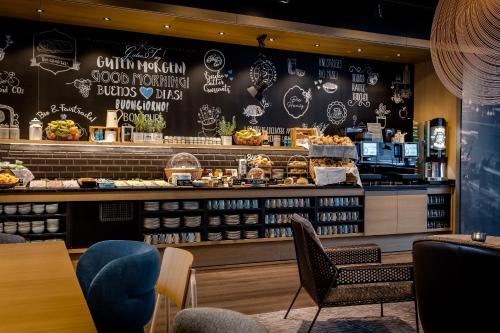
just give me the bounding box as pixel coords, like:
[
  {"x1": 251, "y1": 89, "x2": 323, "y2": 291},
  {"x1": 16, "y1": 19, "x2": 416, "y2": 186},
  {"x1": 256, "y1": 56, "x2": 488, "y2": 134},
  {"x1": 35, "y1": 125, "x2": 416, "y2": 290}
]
[
  {"x1": 397, "y1": 191, "x2": 427, "y2": 233},
  {"x1": 364, "y1": 191, "x2": 398, "y2": 236}
]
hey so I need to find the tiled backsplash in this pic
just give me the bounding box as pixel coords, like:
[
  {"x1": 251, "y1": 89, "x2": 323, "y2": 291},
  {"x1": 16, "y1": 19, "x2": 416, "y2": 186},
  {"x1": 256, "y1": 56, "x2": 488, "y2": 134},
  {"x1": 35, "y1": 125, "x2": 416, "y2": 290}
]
[{"x1": 0, "y1": 142, "x2": 307, "y2": 179}]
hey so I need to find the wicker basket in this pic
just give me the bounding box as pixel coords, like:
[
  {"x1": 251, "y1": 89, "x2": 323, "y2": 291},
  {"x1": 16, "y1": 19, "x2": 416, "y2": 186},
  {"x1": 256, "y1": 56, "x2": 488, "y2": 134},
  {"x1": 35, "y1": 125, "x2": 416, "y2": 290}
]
[{"x1": 164, "y1": 168, "x2": 203, "y2": 180}]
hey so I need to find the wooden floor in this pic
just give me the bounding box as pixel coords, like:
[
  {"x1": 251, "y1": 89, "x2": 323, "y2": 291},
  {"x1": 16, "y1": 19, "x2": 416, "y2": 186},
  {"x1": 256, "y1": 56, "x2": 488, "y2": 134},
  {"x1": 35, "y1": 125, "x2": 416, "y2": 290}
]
[{"x1": 147, "y1": 252, "x2": 412, "y2": 332}]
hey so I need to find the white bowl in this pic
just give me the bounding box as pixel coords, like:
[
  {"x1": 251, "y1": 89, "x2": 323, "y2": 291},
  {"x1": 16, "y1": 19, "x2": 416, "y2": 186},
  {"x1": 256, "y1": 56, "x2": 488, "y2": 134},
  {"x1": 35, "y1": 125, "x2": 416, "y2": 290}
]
[
  {"x1": 47, "y1": 226, "x2": 59, "y2": 233},
  {"x1": 4, "y1": 206, "x2": 17, "y2": 215},
  {"x1": 32, "y1": 204, "x2": 45, "y2": 214},
  {"x1": 32, "y1": 226, "x2": 45, "y2": 234},
  {"x1": 45, "y1": 204, "x2": 59, "y2": 214},
  {"x1": 18, "y1": 207, "x2": 31, "y2": 215}
]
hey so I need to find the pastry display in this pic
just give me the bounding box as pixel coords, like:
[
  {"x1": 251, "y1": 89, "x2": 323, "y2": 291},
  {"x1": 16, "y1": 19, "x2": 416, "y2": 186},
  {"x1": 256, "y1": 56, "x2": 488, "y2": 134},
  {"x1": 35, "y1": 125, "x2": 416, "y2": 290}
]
[
  {"x1": 234, "y1": 128, "x2": 262, "y2": 146},
  {"x1": 247, "y1": 167, "x2": 265, "y2": 180},
  {"x1": 46, "y1": 179, "x2": 64, "y2": 188},
  {"x1": 288, "y1": 160, "x2": 307, "y2": 168},
  {"x1": 309, "y1": 135, "x2": 353, "y2": 146},
  {"x1": 29, "y1": 179, "x2": 47, "y2": 188},
  {"x1": 296, "y1": 177, "x2": 309, "y2": 185},
  {"x1": 289, "y1": 168, "x2": 307, "y2": 174},
  {"x1": 310, "y1": 158, "x2": 355, "y2": 168},
  {"x1": 62, "y1": 180, "x2": 80, "y2": 188},
  {"x1": 284, "y1": 177, "x2": 294, "y2": 185},
  {"x1": 250, "y1": 155, "x2": 273, "y2": 167},
  {"x1": 114, "y1": 180, "x2": 129, "y2": 188}
]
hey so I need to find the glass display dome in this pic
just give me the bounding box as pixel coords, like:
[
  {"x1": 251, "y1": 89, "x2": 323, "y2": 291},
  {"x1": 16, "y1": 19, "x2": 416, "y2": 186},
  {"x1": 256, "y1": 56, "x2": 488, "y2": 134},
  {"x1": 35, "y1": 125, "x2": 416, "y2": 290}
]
[
  {"x1": 247, "y1": 167, "x2": 265, "y2": 180},
  {"x1": 167, "y1": 153, "x2": 201, "y2": 169}
]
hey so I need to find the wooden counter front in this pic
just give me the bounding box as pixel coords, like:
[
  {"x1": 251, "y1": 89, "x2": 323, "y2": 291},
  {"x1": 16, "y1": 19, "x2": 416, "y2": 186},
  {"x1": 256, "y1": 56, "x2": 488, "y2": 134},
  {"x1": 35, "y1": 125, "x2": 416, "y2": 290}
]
[{"x1": 0, "y1": 186, "x2": 364, "y2": 203}]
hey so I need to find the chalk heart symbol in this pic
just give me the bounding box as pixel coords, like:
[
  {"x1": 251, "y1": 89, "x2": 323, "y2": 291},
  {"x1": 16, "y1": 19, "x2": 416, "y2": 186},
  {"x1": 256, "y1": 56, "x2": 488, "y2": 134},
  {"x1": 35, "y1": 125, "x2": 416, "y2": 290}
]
[{"x1": 140, "y1": 86, "x2": 154, "y2": 99}]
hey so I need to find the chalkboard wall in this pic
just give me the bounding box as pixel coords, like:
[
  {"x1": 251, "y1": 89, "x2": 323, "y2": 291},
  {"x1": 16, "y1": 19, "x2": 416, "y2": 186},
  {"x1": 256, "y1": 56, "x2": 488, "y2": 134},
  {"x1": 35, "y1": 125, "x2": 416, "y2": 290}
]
[{"x1": 0, "y1": 17, "x2": 414, "y2": 139}]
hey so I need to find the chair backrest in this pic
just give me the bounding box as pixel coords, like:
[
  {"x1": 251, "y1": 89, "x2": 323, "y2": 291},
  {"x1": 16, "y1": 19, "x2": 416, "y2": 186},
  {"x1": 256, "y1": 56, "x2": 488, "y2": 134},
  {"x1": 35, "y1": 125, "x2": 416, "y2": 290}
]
[
  {"x1": 76, "y1": 240, "x2": 161, "y2": 333},
  {"x1": 413, "y1": 236, "x2": 500, "y2": 333},
  {"x1": 290, "y1": 214, "x2": 337, "y2": 304},
  {"x1": 0, "y1": 233, "x2": 25, "y2": 244},
  {"x1": 157, "y1": 247, "x2": 194, "y2": 309}
]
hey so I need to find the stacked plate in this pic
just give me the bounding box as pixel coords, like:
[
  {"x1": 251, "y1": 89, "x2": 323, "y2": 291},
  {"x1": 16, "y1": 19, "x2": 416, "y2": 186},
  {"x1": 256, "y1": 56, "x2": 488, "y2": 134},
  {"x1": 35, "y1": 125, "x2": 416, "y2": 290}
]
[
  {"x1": 224, "y1": 214, "x2": 240, "y2": 225},
  {"x1": 17, "y1": 221, "x2": 31, "y2": 234},
  {"x1": 208, "y1": 232, "x2": 223, "y2": 241},
  {"x1": 244, "y1": 230, "x2": 259, "y2": 239},
  {"x1": 162, "y1": 201, "x2": 179, "y2": 211},
  {"x1": 182, "y1": 201, "x2": 199, "y2": 210},
  {"x1": 224, "y1": 230, "x2": 241, "y2": 240},
  {"x1": 143, "y1": 217, "x2": 160, "y2": 229},
  {"x1": 0, "y1": 222, "x2": 3, "y2": 233},
  {"x1": 208, "y1": 216, "x2": 221, "y2": 226},
  {"x1": 3, "y1": 221, "x2": 17, "y2": 234},
  {"x1": 144, "y1": 202, "x2": 160, "y2": 211},
  {"x1": 162, "y1": 217, "x2": 181, "y2": 229},
  {"x1": 243, "y1": 214, "x2": 259, "y2": 225},
  {"x1": 184, "y1": 216, "x2": 202, "y2": 228},
  {"x1": 31, "y1": 221, "x2": 45, "y2": 234},
  {"x1": 18, "y1": 204, "x2": 31, "y2": 215}
]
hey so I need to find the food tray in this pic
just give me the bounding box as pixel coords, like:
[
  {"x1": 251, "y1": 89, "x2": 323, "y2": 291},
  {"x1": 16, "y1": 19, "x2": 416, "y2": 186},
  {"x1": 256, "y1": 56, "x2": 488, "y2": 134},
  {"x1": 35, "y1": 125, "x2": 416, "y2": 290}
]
[
  {"x1": 308, "y1": 144, "x2": 358, "y2": 159},
  {"x1": 164, "y1": 168, "x2": 203, "y2": 180}
]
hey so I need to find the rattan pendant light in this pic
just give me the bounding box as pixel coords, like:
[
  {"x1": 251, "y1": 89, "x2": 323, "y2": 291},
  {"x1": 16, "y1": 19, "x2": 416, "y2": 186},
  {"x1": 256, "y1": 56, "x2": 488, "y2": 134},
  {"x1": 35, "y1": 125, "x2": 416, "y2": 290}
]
[{"x1": 430, "y1": 0, "x2": 500, "y2": 105}]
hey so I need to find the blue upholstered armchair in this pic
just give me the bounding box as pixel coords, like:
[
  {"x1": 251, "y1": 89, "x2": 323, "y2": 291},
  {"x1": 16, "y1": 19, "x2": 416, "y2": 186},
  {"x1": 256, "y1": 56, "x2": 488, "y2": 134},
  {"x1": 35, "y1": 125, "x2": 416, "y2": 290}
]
[{"x1": 76, "y1": 240, "x2": 161, "y2": 333}]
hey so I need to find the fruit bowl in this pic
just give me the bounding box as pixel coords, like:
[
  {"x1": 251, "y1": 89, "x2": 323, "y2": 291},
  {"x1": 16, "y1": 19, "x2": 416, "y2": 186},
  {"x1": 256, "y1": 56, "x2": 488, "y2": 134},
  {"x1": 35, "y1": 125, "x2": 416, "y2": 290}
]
[
  {"x1": 0, "y1": 173, "x2": 19, "y2": 188},
  {"x1": 234, "y1": 129, "x2": 263, "y2": 146},
  {"x1": 45, "y1": 119, "x2": 82, "y2": 141}
]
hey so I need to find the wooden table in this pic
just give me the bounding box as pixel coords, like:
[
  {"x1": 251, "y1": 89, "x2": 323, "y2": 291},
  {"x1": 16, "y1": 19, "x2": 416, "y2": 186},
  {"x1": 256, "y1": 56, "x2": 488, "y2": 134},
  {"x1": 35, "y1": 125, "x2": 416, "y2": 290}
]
[{"x1": 0, "y1": 241, "x2": 96, "y2": 332}]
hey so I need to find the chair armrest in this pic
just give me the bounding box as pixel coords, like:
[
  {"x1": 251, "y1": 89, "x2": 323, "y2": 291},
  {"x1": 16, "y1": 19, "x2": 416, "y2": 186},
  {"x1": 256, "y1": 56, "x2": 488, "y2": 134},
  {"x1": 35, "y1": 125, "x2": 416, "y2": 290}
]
[
  {"x1": 324, "y1": 243, "x2": 381, "y2": 265},
  {"x1": 337, "y1": 262, "x2": 413, "y2": 285}
]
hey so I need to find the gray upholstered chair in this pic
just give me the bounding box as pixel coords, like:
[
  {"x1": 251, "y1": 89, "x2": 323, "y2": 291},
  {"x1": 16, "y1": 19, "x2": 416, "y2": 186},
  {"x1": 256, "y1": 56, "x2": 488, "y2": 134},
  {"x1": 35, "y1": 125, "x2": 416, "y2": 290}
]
[
  {"x1": 287, "y1": 214, "x2": 418, "y2": 333},
  {"x1": 173, "y1": 308, "x2": 268, "y2": 333},
  {"x1": 0, "y1": 233, "x2": 25, "y2": 244}
]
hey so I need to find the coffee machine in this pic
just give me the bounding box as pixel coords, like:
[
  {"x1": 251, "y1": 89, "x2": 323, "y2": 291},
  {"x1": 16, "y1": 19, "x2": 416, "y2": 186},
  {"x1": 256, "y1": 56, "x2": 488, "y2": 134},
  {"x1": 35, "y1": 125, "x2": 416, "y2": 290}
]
[{"x1": 424, "y1": 118, "x2": 447, "y2": 181}]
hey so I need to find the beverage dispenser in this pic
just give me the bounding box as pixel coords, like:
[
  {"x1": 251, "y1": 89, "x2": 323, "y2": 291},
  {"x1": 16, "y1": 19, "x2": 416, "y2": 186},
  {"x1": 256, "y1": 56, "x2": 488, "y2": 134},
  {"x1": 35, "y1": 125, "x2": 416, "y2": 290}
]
[{"x1": 424, "y1": 118, "x2": 447, "y2": 181}]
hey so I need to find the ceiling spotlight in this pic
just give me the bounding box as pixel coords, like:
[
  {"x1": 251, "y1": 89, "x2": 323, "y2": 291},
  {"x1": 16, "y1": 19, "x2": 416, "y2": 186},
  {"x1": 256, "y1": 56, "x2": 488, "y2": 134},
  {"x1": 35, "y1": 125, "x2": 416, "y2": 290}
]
[
  {"x1": 314, "y1": 43, "x2": 320, "y2": 47},
  {"x1": 103, "y1": 17, "x2": 111, "y2": 21},
  {"x1": 396, "y1": 53, "x2": 401, "y2": 57},
  {"x1": 164, "y1": 24, "x2": 170, "y2": 29},
  {"x1": 279, "y1": 0, "x2": 291, "y2": 3},
  {"x1": 357, "y1": 48, "x2": 363, "y2": 52},
  {"x1": 36, "y1": 9, "x2": 44, "y2": 13},
  {"x1": 218, "y1": 31, "x2": 225, "y2": 36},
  {"x1": 269, "y1": 37, "x2": 275, "y2": 42}
]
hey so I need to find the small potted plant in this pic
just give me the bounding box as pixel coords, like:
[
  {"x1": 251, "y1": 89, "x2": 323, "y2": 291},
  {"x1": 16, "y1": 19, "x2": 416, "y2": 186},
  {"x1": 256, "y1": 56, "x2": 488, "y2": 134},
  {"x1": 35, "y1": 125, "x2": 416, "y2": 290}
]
[
  {"x1": 218, "y1": 116, "x2": 236, "y2": 146},
  {"x1": 153, "y1": 113, "x2": 166, "y2": 143},
  {"x1": 133, "y1": 111, "x2": 146, "y2": 142},
  {"x1": 143, "y1": 117, "x2": 155, "y2": 142}
]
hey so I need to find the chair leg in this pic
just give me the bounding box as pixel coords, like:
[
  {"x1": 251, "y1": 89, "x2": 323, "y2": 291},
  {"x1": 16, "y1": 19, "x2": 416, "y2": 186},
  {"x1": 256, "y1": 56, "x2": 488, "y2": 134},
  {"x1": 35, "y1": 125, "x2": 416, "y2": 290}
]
[
  {"x1": 415, "y1": 300, "x2": 420, "y2": 333},
  {"x1": 284, "y1": 285, "x2": 302, "y2": 319},
  {"x1": 307, "y1": 307, "x2": 322, "y2": 333},
  {"x1": 149, "y1": 294, "x2": 161, "y2": 333},
  {"x1": 380, "y1": 303, "x2": 384, "y2": 317},
  {"x1": 189, "y1": 268, "x2": 198, "y2": 308}
]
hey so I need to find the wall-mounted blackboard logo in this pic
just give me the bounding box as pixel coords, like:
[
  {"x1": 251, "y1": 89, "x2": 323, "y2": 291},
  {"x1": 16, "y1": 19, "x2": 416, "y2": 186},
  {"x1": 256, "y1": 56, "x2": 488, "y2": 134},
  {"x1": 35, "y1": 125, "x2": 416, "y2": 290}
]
[
  {"x1": 283, "y1": 85, "x2": 312, "y2": 119},
  {"x1": 66, "y1": 78, "x2": 92, "y2": 98},
  {"x1": 203, "y1": 49, "x2": 231, "y2": 94},
  {"x1": 123, "y1": 41, "x2": 164, "y2": 61},
  {"x1": 348, "y1": 66, "x2": 372, "y2": 107},
  {"x1": 250, "y1": 58, "x2": 277, "y2": 89},
  {"x1": 0, "y1": 35, "x2": 13, "y2": 62},
  {"x1": 243, "y1": 98, "x2": 270, "y2": 125},
  {"x1": 0, "y1": 71, "x2": 24, "y2": 95},
  {"x1": 198, "y1": 104, "x2": 221, "y2": 137},
  {"x1": 327, "y1": 101, "x2": 348, "y2": 126},
  {"x1": 30, "y1": 29, "x2": 80, "y2": 75}
]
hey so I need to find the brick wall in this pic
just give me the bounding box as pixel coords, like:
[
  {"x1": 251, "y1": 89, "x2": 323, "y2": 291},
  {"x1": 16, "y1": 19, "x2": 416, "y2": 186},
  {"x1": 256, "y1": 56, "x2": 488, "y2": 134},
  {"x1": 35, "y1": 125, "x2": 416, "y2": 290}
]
[{"x1": 0, "y1": 142, "x2": 307, "y2": 179}]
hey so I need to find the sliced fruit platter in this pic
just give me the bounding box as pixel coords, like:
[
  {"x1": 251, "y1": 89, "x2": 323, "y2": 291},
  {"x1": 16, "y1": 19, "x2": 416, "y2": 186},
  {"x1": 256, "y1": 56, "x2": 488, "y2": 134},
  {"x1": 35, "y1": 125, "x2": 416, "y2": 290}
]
[{"x1": 0, "y1": 173, "x2": 19, "y2": 188}]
